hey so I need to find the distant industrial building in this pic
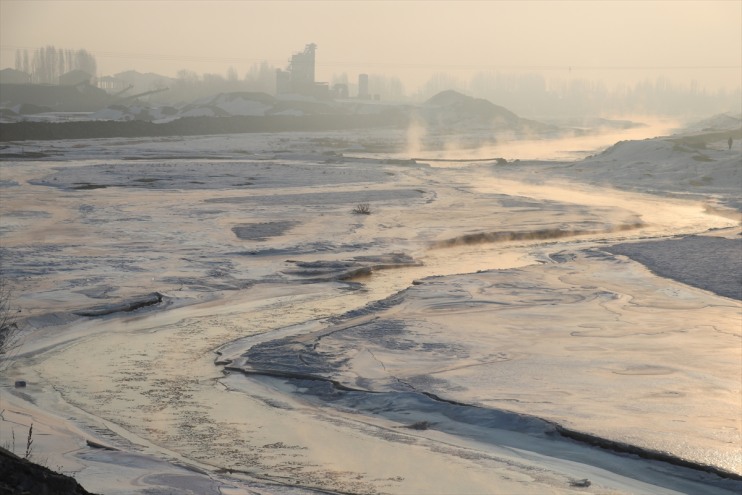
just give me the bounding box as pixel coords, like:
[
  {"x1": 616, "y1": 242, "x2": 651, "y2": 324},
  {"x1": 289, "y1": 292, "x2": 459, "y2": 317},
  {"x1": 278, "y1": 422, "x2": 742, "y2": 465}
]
[
  {"x1": 276, "y1": 43, "x2": 328, "y2": 98},
  {"x1": 97, "y1": 75, "x2": 130, "y2": 93},
  {"x1": 332, "y1": 83, "x2": 349, "y2": 99},
  {"x1": 358, "y1": 74, "x2": 369, "y2": 100},
  {"x1": 58, "y1": 69, "x2": 93, "y2": 86},
  {"x1": 275, "y1": 44, "x2": 380, "y2": 100}
]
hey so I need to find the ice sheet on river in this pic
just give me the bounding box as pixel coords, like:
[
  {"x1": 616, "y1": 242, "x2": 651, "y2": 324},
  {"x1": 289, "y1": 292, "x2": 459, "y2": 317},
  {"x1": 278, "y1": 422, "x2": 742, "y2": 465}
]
[
  {"x1": 2, "y1": 129, "x2": 741, "y2": 494},
  {"x1": 226, "y1": 248, "x2": 742, "y2": 476}
]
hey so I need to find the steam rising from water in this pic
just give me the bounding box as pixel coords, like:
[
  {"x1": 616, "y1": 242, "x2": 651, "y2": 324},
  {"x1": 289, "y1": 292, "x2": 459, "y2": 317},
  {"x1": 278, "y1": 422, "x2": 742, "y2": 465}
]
[
  {"x1": 405, "y1": 117, "x2": 427, "y2": 158},
  {"x1": 401, "y1": 117, "x2": 680, "y2": 163}
]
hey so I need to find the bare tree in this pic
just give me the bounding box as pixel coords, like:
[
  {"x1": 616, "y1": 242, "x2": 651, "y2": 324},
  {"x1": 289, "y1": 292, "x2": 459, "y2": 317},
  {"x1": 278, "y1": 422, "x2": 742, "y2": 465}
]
[
  {"x1": 75, "y1": 49, "x2": 97, "y2": 76},
  {"x1": 244, "y1": 61, "x2": 275, "y2": 94},
  {"x1": 22, "y1": 50, "x2": 30, "y2": 75},
  {"x1": 21, "y1": 46, "x2": 98, "y2": 84}
]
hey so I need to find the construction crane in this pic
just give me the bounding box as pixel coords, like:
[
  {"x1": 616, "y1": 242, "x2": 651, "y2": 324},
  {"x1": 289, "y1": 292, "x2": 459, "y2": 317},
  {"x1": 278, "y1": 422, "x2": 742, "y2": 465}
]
[
  {"x1": 118, "y1": 87, "x2": 169, "y2": 102},
  {"x1": 111, "y1": 84, "x2": 134, "y2": 98}
]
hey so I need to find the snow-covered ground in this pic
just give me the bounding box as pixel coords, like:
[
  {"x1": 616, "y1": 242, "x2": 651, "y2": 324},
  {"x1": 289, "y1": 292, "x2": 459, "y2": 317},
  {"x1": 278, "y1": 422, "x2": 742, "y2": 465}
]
[{"x1": 0, "y1": 122, "x2": 740, "y2": 494}]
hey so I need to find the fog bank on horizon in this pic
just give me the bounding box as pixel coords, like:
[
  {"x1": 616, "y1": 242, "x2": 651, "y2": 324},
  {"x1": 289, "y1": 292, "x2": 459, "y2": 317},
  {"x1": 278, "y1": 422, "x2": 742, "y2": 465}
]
[{"x1": 1, "y1": 0, "x2": 740, "y2": 97}]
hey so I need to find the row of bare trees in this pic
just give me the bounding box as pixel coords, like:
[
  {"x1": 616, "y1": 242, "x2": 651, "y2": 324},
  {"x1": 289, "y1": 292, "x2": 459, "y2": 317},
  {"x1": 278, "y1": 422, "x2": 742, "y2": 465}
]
[{"x1": 14, "y1": 46, "x2": 97, "y2": 84}]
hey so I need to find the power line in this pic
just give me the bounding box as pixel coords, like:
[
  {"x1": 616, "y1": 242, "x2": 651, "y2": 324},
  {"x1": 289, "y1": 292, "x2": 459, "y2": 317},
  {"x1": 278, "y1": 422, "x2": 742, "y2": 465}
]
[
  {"x1": 0, "y1": 45, "x2": 285, "y2": 65},
  {"x1": 2, "y1": 45, "x2": 739, "y2": 72}
]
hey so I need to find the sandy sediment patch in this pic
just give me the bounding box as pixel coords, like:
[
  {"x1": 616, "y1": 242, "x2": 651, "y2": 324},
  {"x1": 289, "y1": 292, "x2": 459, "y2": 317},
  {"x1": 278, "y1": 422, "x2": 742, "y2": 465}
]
[
  {"x1": 430, "y1": 222, "x2": 643, "y2": 248},
  {"x1": 231, "y1": 221, "x2": 299, "y2": 241}
]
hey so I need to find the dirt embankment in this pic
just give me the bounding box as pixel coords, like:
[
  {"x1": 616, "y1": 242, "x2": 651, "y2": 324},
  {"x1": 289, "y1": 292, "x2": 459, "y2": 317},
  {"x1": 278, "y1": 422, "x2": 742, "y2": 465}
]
[
  {"x1": 0, "y1": 447, "x2": 98, "y2": 495},
  {"x1": 0, "y1": 113, "x2": 408, "y2": 142}
]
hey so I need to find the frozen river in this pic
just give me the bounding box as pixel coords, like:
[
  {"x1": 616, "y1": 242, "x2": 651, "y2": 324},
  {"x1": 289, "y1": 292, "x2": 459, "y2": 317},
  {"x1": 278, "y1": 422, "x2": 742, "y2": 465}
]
[{"x1": 1, "y1": 127, "x2": 740, "y2": 494}]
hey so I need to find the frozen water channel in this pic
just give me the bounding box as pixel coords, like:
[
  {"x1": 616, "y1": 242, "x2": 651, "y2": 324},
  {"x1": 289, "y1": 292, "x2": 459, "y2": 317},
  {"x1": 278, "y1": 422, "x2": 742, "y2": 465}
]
[{"x1": 1, "y1": 129, "x2": 740, "y2": 494}]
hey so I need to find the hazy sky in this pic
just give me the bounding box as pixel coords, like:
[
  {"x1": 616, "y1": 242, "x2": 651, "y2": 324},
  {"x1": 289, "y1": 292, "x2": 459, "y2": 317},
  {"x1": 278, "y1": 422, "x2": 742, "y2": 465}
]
[{"x1": 1, "y1": 0, "x2": 740, "y2": 92}]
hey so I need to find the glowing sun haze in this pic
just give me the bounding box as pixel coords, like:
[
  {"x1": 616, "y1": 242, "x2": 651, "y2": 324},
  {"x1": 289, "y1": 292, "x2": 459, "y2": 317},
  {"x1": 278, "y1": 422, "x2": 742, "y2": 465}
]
[{"x1": 1, "y1": 0, "x2": 740, "y2": 92}]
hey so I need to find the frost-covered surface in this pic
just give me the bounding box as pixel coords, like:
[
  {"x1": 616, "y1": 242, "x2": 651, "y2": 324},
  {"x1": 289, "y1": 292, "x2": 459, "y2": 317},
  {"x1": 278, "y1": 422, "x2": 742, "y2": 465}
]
[
  {"x1": 0, "y1": 126, "x2": 740, "y2": 494},
  {"x1": 496, "y1": 130, "x2": 742, "y2": 210},
  {"x1": 680, "y1": 112, "x2": 741, "y2": 133}
]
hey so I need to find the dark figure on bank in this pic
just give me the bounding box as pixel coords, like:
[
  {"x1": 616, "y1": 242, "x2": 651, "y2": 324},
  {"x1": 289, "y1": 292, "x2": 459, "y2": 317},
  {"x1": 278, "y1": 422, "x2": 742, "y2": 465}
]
[{"x1": 728, "y1": 137, "x2": 733, "y2": 150}]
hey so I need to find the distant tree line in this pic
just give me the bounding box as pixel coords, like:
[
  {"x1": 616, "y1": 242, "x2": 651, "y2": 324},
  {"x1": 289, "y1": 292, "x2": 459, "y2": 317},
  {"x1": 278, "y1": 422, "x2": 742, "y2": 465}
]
[
  {"x1": 157, "y1": 61, "x2": 277, "y2": 103},
  {"x1": 408, "y1": 71, "x2": 741, "y2": 118},
  {"x1": 14, "y1": 46, "x2": 97, "y2": 84}
]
